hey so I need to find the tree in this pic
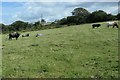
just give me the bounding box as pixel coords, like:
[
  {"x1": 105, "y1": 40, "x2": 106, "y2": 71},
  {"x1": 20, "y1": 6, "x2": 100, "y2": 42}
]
[
  {"x1": 87, "y1": 10, "x2": 108, "y2": 23},
  {"x1": 117, "y1": 13, "x2": 120, "y2": 20},
  {"x1": 10, "y1": 20, "x2": 29, "y2": 31},
  {"x1": 106, "y1": 14, "x2": 116, "y2": 21},
  {"x1": 34, "y1": 21, "x2": 41, "y2": 26},
  {"x1": 71, "y1": 8, "x2": 90, "y2": 24},
  {"x1": 59, "y1": 8, "x2": 90, "y2": 25},
  {"x1": 33, "y1": 21, "x2": 43, "y2": 30},
  {"x1": 72, "y1": 8, "x2": 90, "y2": 17},
  {"x1": 66, "y1": 16, "x2": 78, "y2": 25},
  {"x1": 59, "y1": 18, "x2": 67, "y2": 25}
]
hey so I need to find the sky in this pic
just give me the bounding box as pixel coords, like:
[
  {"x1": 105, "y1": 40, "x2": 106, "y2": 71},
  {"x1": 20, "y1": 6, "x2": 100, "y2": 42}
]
[{"x1": 0, "y1": 1, "x2": 119, "y2": 25}]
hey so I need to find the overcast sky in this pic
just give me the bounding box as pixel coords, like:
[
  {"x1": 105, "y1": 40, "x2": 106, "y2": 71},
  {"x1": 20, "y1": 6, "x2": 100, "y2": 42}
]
[{"x1": 0, "y1": 1, "x2": 119, "y2": 25}]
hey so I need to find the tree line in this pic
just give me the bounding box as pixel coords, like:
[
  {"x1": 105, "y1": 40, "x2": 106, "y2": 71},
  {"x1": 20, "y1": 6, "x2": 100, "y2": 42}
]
[
  {"x1": 0, "y1": 7, "x2": 120, "y2": 33},
  {"x1": 59, "y1": 8, "x2": 120, "y2": 25}
]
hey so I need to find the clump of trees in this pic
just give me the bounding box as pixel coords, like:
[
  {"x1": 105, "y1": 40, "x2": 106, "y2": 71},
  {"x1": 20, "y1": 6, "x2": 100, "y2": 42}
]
[
  {"x1": 59, "y1": 8, "x2": 119, "y2": 25},
  {"x1": 1, "y1": 7, "x2": 120, "y2": 33},
  {"x1": 0, "y1": 19, "x2": 61, "y2": 33}
]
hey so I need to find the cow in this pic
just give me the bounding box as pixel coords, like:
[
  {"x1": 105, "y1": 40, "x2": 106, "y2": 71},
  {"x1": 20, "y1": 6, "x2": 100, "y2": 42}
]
[
  {"x1": 22, "y1": 34, "x2": 29, "y2": 37},
  {"x1": 92, "y1": 23, "x2": 101, "y2": 28},
  {"x1": 36, "y1": 34, "x2": 43, "y2": 37},
  {"x1": 107, "y1": 22, "x2": 119, "y2": 28},
  {"x1": 9, "y1": 32, "x2": 20, "y2": 40}
]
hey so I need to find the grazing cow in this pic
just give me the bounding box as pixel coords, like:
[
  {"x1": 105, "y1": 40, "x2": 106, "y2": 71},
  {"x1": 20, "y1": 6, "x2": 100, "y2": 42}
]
[
  {"x1": 36, "y1": 34, "x2": 43, "y2": 37},
  {"x1": 9, "y1": 32, "x2": 20, "y2": 40},
  {"x1": 107, "y1": 22, "x2": 119, "y2": 28},
  {"x1": 92, "y1": 23, "x2": 101, "y2": 28},
  {"x1": 22, "y1": 34, "x2": 29, "y2": 37}
]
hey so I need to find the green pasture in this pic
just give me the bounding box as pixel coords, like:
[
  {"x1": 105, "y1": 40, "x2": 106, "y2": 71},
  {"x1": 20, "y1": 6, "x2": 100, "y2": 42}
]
[{"x1": 1, "y1": 22, "x2": 119, "y2": 78}]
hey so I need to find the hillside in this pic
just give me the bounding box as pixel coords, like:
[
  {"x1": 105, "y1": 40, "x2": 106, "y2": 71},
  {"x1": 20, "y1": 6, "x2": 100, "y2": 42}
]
[{"x1": 2, "y1": 22, "x2": 119, "y2": 78}]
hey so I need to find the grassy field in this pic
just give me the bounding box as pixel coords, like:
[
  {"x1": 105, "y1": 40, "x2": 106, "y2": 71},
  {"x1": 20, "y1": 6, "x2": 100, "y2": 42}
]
[
  {"x1": 0, "y1": 34, "x2": 2, "y2": 78},
  {"x1": 1, "y1": 22, "x2": 119, "y2": 78}
]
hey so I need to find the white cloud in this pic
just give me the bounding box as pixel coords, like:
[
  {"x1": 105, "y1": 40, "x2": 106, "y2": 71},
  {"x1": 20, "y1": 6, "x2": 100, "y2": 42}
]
[
  {"x1": 14, "y1": 2, "x2": 75, "y2": 22},
  {"x1": 104, "y1": 6, "x2": 118, "y2": 14},
  {"x1": 84, "y1": 2, "x2": 118, "y2": 15}
]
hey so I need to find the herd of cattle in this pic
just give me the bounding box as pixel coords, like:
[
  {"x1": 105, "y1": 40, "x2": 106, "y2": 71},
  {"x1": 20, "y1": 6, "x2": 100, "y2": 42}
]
[
  {"x1": 9, "y1": 32, "x2": 42, "y2": 40},
  {"x1": 8, "y1": 21, "x2": 119, "y2": 40},
  {"x1": 92, "y1": 21, "x2": 119, "y2": 28}
]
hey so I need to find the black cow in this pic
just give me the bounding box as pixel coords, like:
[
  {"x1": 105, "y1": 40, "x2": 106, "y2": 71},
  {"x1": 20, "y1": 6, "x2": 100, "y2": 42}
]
[
  {"x1": 92, "y1": 23, "x2": 101, "y2": 28},
  {"x1": 9, "y1": 32, "x2": 20, "y2": 40},
  {"x1": 22, "y1": 34, "x2": 29, "y2": 37}
]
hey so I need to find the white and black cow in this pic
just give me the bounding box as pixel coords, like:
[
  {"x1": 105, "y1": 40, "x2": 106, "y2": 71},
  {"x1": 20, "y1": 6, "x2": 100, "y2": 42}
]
[
  {"x1": 107, "y1": 22, "x2": 119, "y2": 28},
  {"x1": 36, "y1": 34, "x2": 43, "y2": 37},
  {"x1": 9, "y1": 32, "x2": 20, "y2": 40},
  {"x1": 22, "y1": 33, "x2": 29, "y2": 37}
]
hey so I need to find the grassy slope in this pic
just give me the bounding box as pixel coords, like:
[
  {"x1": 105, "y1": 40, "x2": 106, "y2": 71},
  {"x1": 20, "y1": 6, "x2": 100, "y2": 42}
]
[
  {"x1": 0, "y1": 34, "x2": 2, "y2": 77},
  {"x1": 2, "y1": 22, "x2": 119, "y2": 78}
]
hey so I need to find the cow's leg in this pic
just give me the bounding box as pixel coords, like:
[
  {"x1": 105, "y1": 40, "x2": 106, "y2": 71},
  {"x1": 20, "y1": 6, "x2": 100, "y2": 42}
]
[
  {"x1": 115, "y1": 25, "x2": 119, "y2": 28},
  {"x1": 9, "y1": 37, "x2": 12, "y2": 40},
  {"x1": 117, "y1": 25, "x2": 119, "y2": 28},
  {"x1": 16, "y1": 38, "x2": 18, "y2": 40},
  {"x1": 113, "y1": 25, "x2": 114, "y2": 28}
]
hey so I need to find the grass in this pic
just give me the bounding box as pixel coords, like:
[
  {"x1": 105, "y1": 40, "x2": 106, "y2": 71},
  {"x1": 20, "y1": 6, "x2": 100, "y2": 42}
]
[
  {"x1": 0, "y1": 34, "x2": 2, "y2": 77},
  {"x1": 1, "y1": 22, "x2": 119, "y2": 78}
]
